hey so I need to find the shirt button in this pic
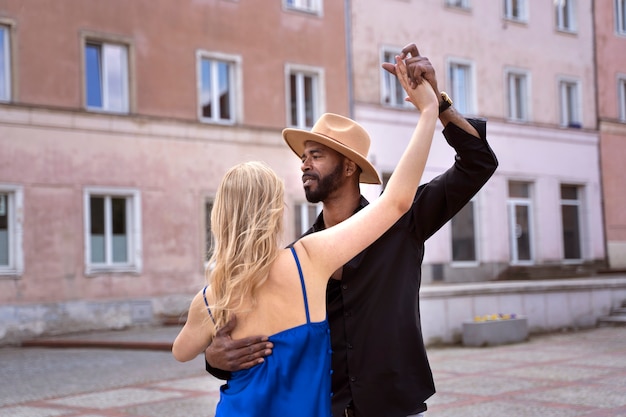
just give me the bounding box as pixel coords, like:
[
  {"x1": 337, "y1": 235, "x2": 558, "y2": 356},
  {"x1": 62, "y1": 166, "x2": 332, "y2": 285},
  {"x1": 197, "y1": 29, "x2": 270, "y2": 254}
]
[
  {"x1": 347, "y1": 343, "x2": 353, "y2": 349},
  {"x1": 350, "y1": 376, "x2": 357, "y2": 382},
  {"x1": 342, "y1": 284, "x2": 348, "y2": 290}
]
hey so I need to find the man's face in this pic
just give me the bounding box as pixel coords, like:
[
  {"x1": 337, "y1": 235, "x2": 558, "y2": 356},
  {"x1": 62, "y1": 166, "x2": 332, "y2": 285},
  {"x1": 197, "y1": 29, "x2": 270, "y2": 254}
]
[{"x1": 300, "y1": 141, "x2": 346, "y2": 203}]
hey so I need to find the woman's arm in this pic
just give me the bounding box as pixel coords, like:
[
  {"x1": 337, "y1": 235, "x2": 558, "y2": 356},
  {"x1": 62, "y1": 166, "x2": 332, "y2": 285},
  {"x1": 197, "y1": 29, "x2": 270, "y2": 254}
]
[
  {"x1": 172, "y1": 289, "x2": 216, "y2": 362},
  {"x1": 297, "y1": 56, "x2": 438, "y2": 280}
]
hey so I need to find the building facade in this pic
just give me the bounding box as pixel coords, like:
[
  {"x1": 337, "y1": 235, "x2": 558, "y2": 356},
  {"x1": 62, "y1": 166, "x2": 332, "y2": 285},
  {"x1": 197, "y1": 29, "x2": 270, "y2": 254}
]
[
  {"x1": 351, "y1": 0, "x2": 607, "y2": 282},
  {"x1": 0, "y1": 0, "x2": 349, "y2": 341},
  {"x1": 595, "y1": 0, "x2": 626, "y2": 269},
  {"x1": 0, "y1": 0, "x2": 623, "y2": 342}
]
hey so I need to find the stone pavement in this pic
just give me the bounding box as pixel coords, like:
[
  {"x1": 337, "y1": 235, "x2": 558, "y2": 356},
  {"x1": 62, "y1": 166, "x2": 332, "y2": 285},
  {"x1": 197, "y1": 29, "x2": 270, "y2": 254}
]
[{"x1": 1, "y1": 325, "x2": 625, "y2": 417}]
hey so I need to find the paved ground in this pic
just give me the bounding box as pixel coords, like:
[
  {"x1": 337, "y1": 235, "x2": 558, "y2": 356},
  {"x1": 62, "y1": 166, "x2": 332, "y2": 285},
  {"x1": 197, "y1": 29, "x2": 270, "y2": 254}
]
[{"x1": 1, "y1": 325, "x2": 625, "y2": 417}]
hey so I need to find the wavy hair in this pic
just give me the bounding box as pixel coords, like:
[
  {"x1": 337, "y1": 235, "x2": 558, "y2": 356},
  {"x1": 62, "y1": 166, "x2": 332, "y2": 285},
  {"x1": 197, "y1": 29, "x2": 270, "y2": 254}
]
[{"x1": 206, "y1": 161, "x2": 285, "y2": 330}]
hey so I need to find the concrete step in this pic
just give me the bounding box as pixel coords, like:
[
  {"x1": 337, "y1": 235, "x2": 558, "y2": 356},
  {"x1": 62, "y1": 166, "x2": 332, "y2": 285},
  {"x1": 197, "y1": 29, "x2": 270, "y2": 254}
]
[
  {"x1": 597, "y1": 315, "x2": 626, "y2": 326},
  {"x1": 610, "y1": 307, "x2": 626, "y2": 315}
]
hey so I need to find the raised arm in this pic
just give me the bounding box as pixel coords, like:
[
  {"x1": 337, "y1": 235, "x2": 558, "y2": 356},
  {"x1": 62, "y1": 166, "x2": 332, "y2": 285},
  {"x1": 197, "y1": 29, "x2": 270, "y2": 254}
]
[
  {"x1": 382, "y1": 43, "x2": 479, "y2": 138},
  {"x1": 297, "y1": 57, "x2": 438, "y2": 280}
]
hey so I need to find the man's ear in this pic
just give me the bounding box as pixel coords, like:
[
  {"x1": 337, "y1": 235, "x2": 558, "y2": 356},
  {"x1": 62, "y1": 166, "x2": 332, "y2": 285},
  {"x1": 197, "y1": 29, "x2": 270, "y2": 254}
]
[{"x1": 344, "y1": 159, "x2": 358, "y2": 178}]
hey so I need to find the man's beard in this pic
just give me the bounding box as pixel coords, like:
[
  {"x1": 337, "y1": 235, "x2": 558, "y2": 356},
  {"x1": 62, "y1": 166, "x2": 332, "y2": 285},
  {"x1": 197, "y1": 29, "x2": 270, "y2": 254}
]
[{"x1": 304, "y1": 163, "x2": 344, "y2": 203}]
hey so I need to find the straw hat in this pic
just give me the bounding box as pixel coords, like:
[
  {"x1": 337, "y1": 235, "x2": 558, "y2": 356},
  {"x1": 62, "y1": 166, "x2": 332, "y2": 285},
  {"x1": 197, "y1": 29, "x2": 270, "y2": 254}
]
[{"x1": 282, "y1": 113, "x2": 381, "y2": 184}]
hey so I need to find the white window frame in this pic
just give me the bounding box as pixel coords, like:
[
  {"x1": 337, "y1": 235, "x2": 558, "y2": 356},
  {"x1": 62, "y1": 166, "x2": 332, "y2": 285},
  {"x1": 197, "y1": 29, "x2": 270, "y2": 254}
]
[
  {"x1": 558, "y1": 77, "x2": 582, "y2": 128},
  {"x1": 617, "y1": 0, "x2": 626, "y2": 35},
  {"x1": 446, "y1": 0, "x2": 471, "y2": 9},
  {"x1": 84, "y1": 40, "x2": 130, "y2": 113},
  {"x1": 560, "y1": 184, "x2": 584, "y2": 263},
  {"x1": 381, "y1": 48, "x2": 412, "y2": 109},
  {"x1": 283, "y1": 0, "x2": 323, "y2": 16},
  {"x1": 506, "y1": 69, "x2": 530, "y2": 122},
  {"x1": 197, "y1": 50, "x2": 241, "y2": 125},
  {"x1": 0, "y1": 185, "x2": 24, "y2": 277},
  {"x1": 83, "y1": 187, "x2": 142, "y2": 275},
  {"x1": 504, "y1": 0, "x2": 528, "y2": 22},
  {"x1": 446, "y1": 58, "x2": 475, "y2": 115},
  {"x1": 507, "y1": 181, "x2": 535, "y2": 265},
  {"x1": 555, "y1": 0, "x2": 577, "y2": 33},
  {"x1": 618, "y1": 74, "x2": 626, "y2": 122},
  {"x1": 451, "y1": 198, "x2": 480, "y2": 266},
  {"x1": 0, "y1": 23, "x2": 12, "y2": 103},
  {"x1": 295, "y1": 202, "x2": 322, "y2": 238},
  {"x1": 285, "y1": 63, "x2": 325, "y2": 129}
]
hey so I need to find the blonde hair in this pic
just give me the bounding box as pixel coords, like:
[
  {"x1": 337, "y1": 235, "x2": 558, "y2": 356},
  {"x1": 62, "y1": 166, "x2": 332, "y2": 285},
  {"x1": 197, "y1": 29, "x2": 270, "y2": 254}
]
[{"x1": 207, "y1": 161, "x2": 285, "y2": 330}]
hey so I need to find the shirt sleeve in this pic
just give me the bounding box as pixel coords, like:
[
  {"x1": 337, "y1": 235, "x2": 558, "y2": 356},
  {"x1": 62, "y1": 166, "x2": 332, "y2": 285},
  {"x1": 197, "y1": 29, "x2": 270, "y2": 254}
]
[
  {"x1": 205, "y1": 360, "x2": 232, "y2": 380},
  {"x1": 410, "y1": 117, "x2": 498, "y2": 242}
]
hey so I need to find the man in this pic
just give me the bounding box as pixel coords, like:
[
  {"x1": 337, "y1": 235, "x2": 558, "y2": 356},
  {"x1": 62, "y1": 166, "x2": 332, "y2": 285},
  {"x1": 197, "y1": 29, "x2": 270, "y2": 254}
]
[{"x1": 204, "y1": 45, "x2": 498, "y2": 417}]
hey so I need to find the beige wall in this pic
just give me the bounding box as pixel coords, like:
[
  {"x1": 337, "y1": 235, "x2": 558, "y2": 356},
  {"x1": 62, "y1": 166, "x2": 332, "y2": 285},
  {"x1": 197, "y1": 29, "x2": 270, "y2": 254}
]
[
  {"x1": 594, "y1": 2, "x2": 626, "y2": 268},
  {"x1": 0, "y1": 0, "x2": 347, "y2": 310}
]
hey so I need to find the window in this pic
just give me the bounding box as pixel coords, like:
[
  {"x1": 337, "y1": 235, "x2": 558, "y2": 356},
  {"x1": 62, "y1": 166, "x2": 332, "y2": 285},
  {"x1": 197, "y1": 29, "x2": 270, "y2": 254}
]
[
  {"x1": 84, "y1": 42, "x2": 129, "y2": 113},
  {"x1": 555, "y1": 0, "x2": 577, "y2": 32},
  {"x1": 559, "y1": 79, "x2": 581, "y2": 127},
  {"x1": 560, "y1": 184, "x2": 583, "y2": 261},
  {"x1": 507, "y1": 181, "x2": 534, "y2": 264},
  {"x1": 619, "y1": 76, "x2": 626, "y2": 121},
  {"x1": 205, "y1": 199, "x2": 214, "y2": 262},
  {"x1": 284, "y1": 0, "x2": 322, "y2": 14},
  {"x1": 198, "y1": 52, "x2": 239, "y2": 124},
  {"x1": 0, "y1": 25, "x2": 11, "y2": 102},
  {"x1": 506, "y1": 70, "x2": 529, "y2": 121},
  {"x1": 287, "y1": 65, "x2": 323, "y2": 128},
  {"x1": 381, "y1": 50, "x2": 411, "y2": 108},
  {"x1": 84, "y1": 188, "x2": 141, "y2": 274},
  {"x1": 294, "y1": 202, "x2": 321, "y2": 239},
  {"x1": 447, "y1": 60, "x2": 474, "y2": 115},
  {"x1": 504, "y1": 0, "x2": 527, "y2": 22},
  {"x1": 446, "y1": 0, "x2": 471, "y2": 9},
  {"x1": 617, "y1": 0, "x2": 626, "y2": 35},
  {"x1": 0, "y1": 186, "x2": 23, "y2": 276},
  {"x1": 451, "y1": 200, "x2": 477, "y2": 263}
]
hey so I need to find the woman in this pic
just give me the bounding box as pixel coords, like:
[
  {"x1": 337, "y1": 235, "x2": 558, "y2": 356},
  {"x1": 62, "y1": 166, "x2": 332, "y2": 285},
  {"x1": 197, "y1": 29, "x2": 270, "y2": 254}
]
[{"x1": 172, "y1": 56, "x2": 438, "y2": 416}]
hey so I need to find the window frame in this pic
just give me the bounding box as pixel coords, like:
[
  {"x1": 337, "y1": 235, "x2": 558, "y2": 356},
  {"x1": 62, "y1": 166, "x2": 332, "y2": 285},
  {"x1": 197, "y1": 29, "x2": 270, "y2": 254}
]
[
  {"x1": 196, "y1": 50, "x2": 242, "y2": 125},
  {"x1": 0, "y1": 185, "x2": 24, "y2": 277},
  {"x1": 617, "y1": 0, "x2": 626, "y2": 35},
  {"x1": 505, "y1": 68, "x2": 531, "y2": 122},
  {"x1": 283, "y1": 0, "x2": 323, "y2": 16},
  {"x1": 0, "y1": 22, "x2": 12, "y2": 103},
  {"x1": 450, "y1": 198, "x2": 479, "y2": 266},
  {"x1": 560, "y1": 183, "x2": 584, "y2": 263},
  {"x1": 503, "y1": 0, "x2": 528, "y2": 23},
  {"x1": 446, "y1": 58, "x2": 475, "y2": 116},
  {"x1": 618, "y1": 74, "x2": 626, "y2": 122},
  {"x1": 82, "y1": 38, "x2": 131, "y2": 114},
  {"x1": 294, "y1": 202, "x2": 322, "y2": 239},
  {"x1": 285, "y1": 63, "x2": 325, "y2": 129},
  {"x1": 558, "y1": 77, "x2": 582, "y2": 128},
  {"x1": 555, "y1": 0, "x2": 577, "y2": 33},
  {"x1": 83, "y1": 187, "x2": 142, "y2": 275},
  {"x1": 507, "y1": 181, "x2": 535, "y2": 265},
  {"x1": 380, "y1": 48, "x2": 413, "y2": 109}
]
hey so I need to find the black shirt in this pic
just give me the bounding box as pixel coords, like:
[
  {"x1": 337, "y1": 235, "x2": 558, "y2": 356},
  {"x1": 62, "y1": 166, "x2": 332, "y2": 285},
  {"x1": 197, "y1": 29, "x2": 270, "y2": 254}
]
[{"x1": 305, "y1": 119, "x2": 498, "y2": 417}]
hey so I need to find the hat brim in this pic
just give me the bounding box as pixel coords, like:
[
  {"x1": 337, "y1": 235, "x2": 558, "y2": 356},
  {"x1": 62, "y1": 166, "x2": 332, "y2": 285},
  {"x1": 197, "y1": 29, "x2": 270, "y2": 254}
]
[{"x1": 282, "y1": 128, "x2": 381, "y2": 185}]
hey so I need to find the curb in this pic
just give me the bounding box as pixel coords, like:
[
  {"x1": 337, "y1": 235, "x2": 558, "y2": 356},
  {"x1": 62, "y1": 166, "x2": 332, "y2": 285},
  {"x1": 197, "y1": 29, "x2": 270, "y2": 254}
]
[{"x1": 21, "y1": 339, "x2": 173, "y2": 351}]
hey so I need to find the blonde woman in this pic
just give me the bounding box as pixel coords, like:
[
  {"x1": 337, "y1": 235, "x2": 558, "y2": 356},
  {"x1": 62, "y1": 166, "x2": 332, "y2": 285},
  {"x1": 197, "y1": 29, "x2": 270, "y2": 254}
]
[{"x1": 172, "y1": 57, "x2": 438, "y2": 416}]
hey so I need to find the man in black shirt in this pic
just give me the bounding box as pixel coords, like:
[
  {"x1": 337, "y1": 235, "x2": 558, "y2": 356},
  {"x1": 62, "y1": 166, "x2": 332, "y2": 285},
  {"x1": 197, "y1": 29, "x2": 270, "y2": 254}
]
[{"x1": 204, "y1": 45, "x2": 498, "y2": 417}]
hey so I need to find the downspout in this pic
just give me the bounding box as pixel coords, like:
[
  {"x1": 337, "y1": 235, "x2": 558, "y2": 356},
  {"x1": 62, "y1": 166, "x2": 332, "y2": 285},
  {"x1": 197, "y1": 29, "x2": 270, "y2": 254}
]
[
  {"x1": 591, "y1": 0, "x2": 610, "y2": 270},
  {"x1": 344, "y1": 0, "x2": 354, "y2": 119}
]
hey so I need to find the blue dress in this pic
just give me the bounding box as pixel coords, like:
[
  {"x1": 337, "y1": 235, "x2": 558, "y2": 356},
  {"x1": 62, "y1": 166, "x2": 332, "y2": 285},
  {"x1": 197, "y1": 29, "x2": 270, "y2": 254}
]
[{"x1": 205, "y1": 247, "x2": 333, "y2": 417}]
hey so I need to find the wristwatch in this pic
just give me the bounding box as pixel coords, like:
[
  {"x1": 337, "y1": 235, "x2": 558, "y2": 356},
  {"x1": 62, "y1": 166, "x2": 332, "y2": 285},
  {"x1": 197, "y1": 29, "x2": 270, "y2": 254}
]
[{"x1": 439, "y1": 91, "x2": 453, "y2": 114}]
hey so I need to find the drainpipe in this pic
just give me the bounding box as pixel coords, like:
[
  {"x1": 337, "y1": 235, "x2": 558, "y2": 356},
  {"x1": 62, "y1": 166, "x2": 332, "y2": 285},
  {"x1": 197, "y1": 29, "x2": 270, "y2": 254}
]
[{"x1": 344, "y1": 0, "x2": 354, "y2": 119}]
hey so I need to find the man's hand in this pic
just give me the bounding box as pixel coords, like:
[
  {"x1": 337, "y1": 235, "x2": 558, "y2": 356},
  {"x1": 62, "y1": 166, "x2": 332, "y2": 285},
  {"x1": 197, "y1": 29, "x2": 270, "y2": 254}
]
[
  {"x1": 381, "y1": 44, "x2": 440, "y2": 93},
  {"x1": 205, "y1": 316, "x2": 273, "y2": 372}
]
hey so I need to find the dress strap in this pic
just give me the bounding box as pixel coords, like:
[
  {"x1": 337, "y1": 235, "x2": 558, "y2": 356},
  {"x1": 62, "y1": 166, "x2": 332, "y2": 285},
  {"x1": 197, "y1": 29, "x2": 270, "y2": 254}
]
[
  {"x1": 202, "y1": 285, "x2": 216, "y2": 325},
  {"x1": 289, "y1": 246, "x2": 311, "y2": 324}
]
